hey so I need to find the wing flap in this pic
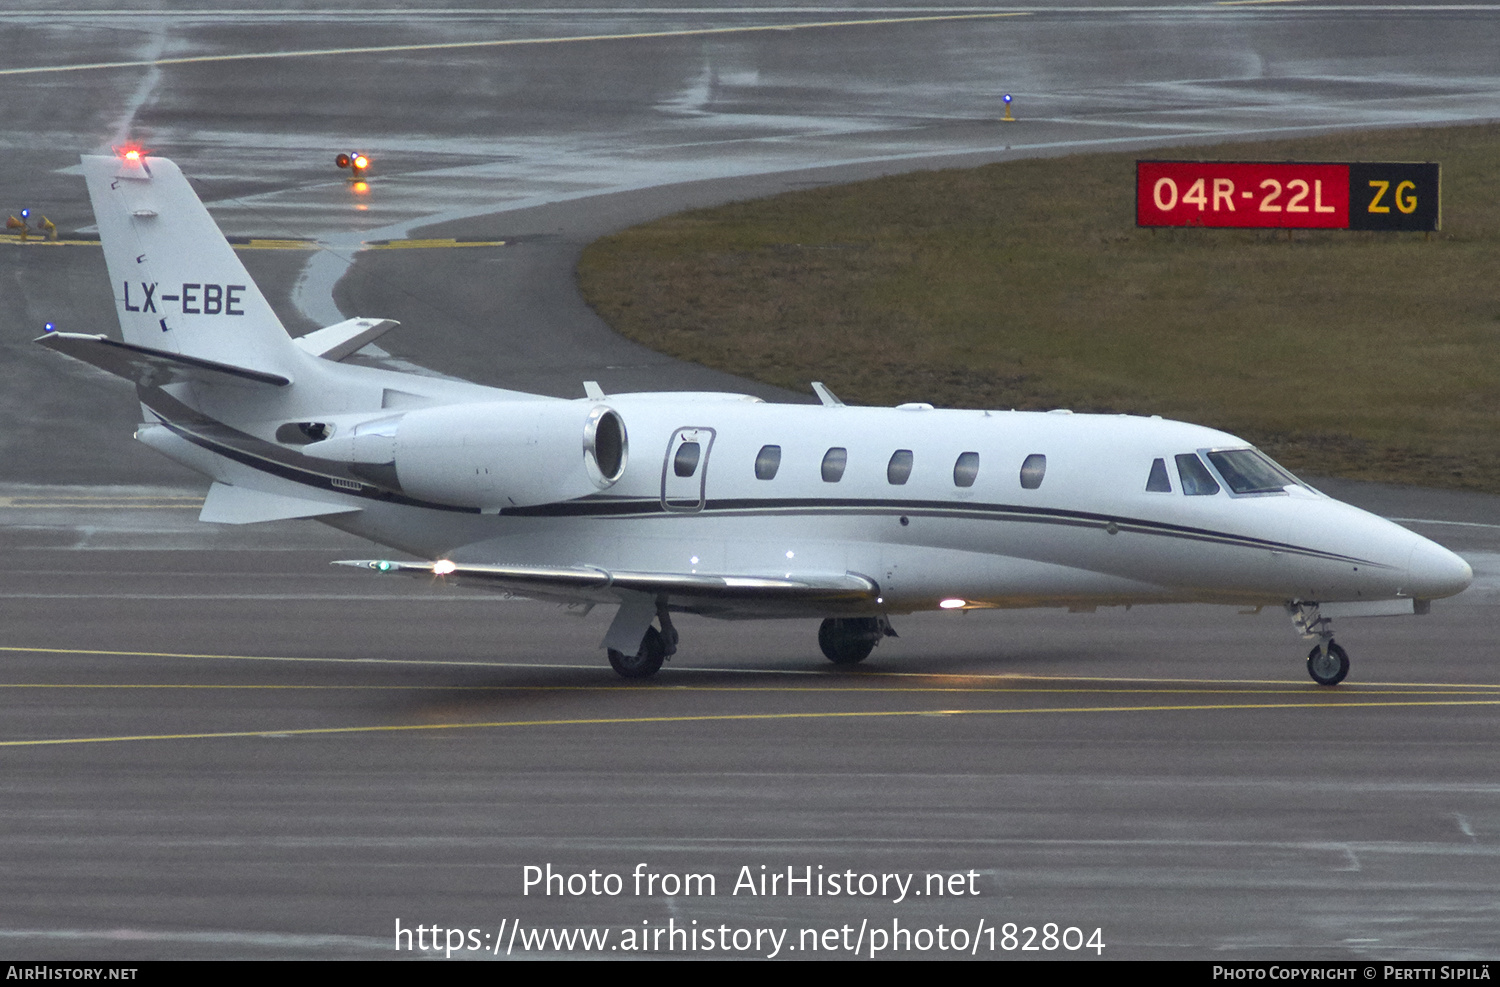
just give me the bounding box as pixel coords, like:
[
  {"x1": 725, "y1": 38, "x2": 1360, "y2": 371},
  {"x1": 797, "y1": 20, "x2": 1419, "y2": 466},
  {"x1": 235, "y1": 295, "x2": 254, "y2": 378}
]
[
  {"x1": 333, "y1": 559, "x2": 878, "y2": 601},
  {"x1": 36, "y1": 332, "x2": 290, "y2": 388}
]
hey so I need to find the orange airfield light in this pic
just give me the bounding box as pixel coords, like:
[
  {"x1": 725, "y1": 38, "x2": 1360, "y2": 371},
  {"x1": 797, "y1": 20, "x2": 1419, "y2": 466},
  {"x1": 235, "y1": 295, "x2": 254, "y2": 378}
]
[{"x1": 335, "y1": 151, "x2": 371, "y2": 180}]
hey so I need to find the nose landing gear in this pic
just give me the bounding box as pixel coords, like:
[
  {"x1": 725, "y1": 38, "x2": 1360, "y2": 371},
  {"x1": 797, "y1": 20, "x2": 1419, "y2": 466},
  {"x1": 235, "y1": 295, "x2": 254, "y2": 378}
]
[
  {"x1": 1289, "y1": 602, "x2": 1349, "y2": 686},
  {"x1": 1307, "y1": 640, "x2": 1350, "y2": 686}
]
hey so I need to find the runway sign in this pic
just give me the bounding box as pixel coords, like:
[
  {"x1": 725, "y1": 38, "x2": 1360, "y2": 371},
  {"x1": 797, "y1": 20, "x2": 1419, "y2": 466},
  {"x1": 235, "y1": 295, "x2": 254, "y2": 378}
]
[{"x1": 1136, "y1": 161, "x2": 1440, "y2": 231}]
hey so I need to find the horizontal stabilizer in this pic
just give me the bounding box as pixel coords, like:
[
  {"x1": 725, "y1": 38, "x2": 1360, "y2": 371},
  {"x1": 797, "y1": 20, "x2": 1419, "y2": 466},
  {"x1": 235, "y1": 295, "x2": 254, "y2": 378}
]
[
  {"x1": 36, "y1": 332, "x2": 290, "y2": 388},
  {"x1": 292, "y1": 318, "x2": 400, "y2": 362},
  {"x1": 200, "y1": 482, "x2": 361, "y2": 524},
  {"x1": 334, "y1": 559, "x2": 878, "y2": 601}
]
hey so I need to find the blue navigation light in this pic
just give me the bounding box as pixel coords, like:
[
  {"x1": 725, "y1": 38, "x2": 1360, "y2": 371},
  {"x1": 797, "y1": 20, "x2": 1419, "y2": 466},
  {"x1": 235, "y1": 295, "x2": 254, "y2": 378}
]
[
  {"x1": 20, "y1": 208, "x2": 29, "y2": 219},
  {"x1": 43, "y1": 322, "x2": 55, "y2": 333},
  {"x1": 1003, "y1": 94, "x2": 1012, "y2": 103}
]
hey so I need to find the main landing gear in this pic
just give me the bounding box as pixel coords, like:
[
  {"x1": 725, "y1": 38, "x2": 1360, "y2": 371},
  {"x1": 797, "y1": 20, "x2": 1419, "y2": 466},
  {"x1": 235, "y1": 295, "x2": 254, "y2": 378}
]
[
  {"x1": 818, "y1": 616, "x2": 897, "y2": 666},
  {"x1": 1289, "y1": 602, "x2": 1349, "y2": 686},
  {"x1": 607, "y1": 602, "x2": 678, "y2": 679}
]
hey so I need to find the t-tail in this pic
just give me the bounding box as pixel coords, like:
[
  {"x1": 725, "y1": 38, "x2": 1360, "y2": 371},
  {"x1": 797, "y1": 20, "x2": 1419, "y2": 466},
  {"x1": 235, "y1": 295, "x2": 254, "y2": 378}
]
[{"x1": 42, "y1": 152, "x2": 305, "y2": 385}]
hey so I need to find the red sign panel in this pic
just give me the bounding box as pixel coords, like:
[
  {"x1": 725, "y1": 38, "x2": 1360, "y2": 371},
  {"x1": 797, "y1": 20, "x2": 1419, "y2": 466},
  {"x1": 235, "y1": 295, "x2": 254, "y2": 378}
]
[{"x1": 1137, "y1": 162, "x2": 1350, "y2": 229}]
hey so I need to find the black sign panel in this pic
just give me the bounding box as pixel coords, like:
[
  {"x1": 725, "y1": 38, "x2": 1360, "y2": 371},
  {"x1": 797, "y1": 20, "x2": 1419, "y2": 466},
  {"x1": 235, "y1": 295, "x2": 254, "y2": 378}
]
[{"x1": 1348, "y1": 162, "x2": 1440, "y2": 231}]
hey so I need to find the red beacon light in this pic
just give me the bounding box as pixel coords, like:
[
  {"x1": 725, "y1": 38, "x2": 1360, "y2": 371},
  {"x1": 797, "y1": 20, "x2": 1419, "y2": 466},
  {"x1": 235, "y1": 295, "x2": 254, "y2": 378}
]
[
  {"x1": 335, "y1": 152, "x2": 370, "y2": 180},
  {"x1": 114, "y1": 145, "x2": 150, "y2": 167}
]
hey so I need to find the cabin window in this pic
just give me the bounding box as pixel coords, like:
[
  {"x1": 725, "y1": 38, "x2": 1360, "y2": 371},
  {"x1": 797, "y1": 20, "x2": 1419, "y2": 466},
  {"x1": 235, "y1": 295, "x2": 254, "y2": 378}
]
[
  {"x1": 1206, "y1": 449, "x2": 1296, "y2": 495},
  {"x1": 1175, "y1": 453, "x2": 1220, "y2": 496},
  {"x1": 673, "y1": 442, "x2": 701, "y2": 478},
  {"x1": 821, "y1": 447, "x2": 848, "y2": 483},
  {"x1": 755, "y1": 444, "x2": 781, "y2": 480},
  {"x1": 887, "y1": 449, "x2": 914, "y2": 485},
  {"x1": 1145, "y1": 457, "x2": 1172, "y2": 493},
  {"x1": 953, "y1": 451, "x2": 980, "y2": 488},
  {"x1": 1019, "y1": 453, "x2": 1046, "y2": 490}
]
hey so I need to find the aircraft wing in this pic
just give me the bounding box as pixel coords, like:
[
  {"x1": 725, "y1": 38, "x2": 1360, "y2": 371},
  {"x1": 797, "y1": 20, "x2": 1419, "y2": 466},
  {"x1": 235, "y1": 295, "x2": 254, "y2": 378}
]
[
  {"x1": 36, "y1": 332, "x2": 290, "y2": 388},
  {"x1": 333, "y1": 559, "x2": 878, "y2": 602}
]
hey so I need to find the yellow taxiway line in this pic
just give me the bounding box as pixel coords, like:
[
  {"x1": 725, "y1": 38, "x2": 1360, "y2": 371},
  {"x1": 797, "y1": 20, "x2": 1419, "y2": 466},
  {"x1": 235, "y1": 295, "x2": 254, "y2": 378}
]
[
  {"x1": 4, "y1": 698, "x2": 1499, "y2": 749},
  {"x1": 2, "y1": 682, "x2": 1497, "y2": 697},
  {"x1": 5, "y1": 644, "x2": 1500, "y2": 691},
  {"x1": 0, "y1": 496, "x2": 202, "y2": 509},
  {"x1": 1, "y1": 234, "x2": 505, "y2": 251}
]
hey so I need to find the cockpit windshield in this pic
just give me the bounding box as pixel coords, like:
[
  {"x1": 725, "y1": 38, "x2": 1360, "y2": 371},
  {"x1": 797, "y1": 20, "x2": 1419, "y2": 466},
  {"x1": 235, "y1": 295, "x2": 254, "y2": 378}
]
[{"x1": 1205, "y1": 448, "x2": 1303, "y2": 495}]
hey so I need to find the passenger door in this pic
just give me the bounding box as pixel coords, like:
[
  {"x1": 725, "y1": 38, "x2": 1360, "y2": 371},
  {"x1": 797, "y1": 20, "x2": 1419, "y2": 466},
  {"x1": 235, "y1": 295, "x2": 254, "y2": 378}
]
[{"x1": 661, "y1": 427, "x2": 714, "y2": 512}]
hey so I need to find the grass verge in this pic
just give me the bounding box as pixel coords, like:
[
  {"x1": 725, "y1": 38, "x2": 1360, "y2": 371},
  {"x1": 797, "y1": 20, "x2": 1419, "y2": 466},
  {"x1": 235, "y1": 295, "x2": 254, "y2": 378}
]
[{"x1": 578, "y1": 125, "x2": 1500, "y2": 491}]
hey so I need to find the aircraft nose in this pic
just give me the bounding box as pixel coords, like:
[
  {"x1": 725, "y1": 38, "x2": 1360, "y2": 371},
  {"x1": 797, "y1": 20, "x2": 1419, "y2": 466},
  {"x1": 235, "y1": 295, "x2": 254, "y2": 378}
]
[{"x1": 1406, "y1": 538, "x2": 1473, "y2": 600}]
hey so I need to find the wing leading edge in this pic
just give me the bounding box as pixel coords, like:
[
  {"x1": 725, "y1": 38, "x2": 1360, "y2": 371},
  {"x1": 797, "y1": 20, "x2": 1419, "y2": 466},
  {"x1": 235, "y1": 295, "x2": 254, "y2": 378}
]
[{"x1": 333, "y1": 558, "x2": 878, "y2": 602}]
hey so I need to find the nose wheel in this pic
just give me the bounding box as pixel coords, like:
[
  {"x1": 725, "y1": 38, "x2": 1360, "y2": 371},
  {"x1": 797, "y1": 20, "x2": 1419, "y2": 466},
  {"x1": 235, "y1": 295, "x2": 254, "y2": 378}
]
[{"x1": 1306, "y1": 640, "x2": 1349, "y2": 686}]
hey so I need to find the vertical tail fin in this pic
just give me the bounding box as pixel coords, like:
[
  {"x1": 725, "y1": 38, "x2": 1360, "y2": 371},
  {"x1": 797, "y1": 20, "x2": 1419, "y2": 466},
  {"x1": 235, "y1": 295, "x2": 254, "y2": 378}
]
[{"x1": 81, "y1": 153, "x2": 302, "y2": 379}]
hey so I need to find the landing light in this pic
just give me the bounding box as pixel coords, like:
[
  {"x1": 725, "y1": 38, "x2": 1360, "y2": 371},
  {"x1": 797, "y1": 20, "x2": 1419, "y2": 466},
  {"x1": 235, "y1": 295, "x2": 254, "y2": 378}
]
[
  {"x1": 939, "y1": 598, "x2": 967, "y2": 609},
  {"x1": 432, "y1": 559, "x2": 457, "y2": 576}
]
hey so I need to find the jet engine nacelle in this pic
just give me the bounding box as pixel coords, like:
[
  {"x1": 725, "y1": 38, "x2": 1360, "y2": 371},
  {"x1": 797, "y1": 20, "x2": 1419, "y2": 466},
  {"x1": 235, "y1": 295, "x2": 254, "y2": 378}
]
[
  {"x1": 397, "y1": 401, "x2": 627, "y2": 510},
  {"x1": 306, "y1": 401, "x2": 627, "y2": 510}
]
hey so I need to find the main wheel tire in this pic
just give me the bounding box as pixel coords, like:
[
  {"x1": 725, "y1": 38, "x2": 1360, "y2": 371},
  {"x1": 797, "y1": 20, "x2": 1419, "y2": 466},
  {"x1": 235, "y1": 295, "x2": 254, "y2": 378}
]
[
  {"x1": 608, "y1": 626, "x2": 666, "y2": 679},
  {"x1": 818, "y1": 617, "x2": 878, "y2": 665},
  {"x1": 1307, "y1": 640, "x2": 1350, "y2": 686}
]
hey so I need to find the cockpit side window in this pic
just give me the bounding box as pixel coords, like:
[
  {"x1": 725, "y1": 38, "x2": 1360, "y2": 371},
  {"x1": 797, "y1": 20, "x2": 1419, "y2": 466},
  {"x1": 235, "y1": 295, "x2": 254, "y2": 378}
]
[
  {"x1": 1145, "y1": 458, "x2": 1172, "y2": 493},
  {"x1": 1175, "y1": 453, "x2": 1220, "y2": 496}
]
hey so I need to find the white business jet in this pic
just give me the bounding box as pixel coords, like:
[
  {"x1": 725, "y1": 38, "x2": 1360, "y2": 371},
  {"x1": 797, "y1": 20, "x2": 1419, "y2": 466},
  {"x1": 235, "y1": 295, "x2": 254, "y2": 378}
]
[{"x1": 38, "y1": 152, "x2": 1473, "y2": 683}]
